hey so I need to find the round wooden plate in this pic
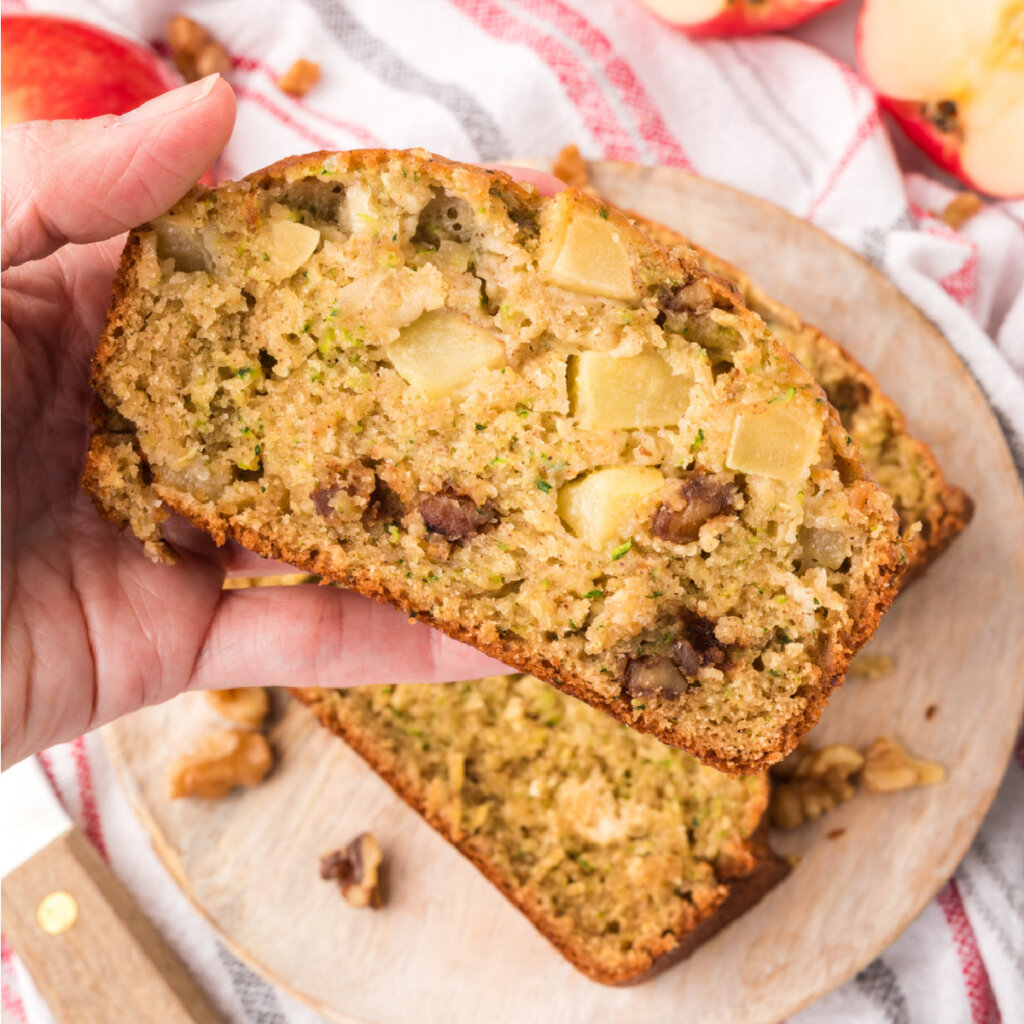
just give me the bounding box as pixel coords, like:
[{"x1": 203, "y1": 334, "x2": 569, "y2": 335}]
[{"x1": 104, "y1": 161, "x2": 1024, "y2": 1024}]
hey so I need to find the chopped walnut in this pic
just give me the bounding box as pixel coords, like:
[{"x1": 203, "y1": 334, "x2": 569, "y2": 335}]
[
  {"x1": 848, "y1": 653, "x2": 894, "y2": 679},
  {"x1": 551, "y1": 144, "x2": 592, "y2": 191},
  {"x1": 624, "y1": 655, "x2": 690, "y2": 699},
  {"x1": 651, "y1": 475, "x2": 736, "y2": 545},
  {"x1": 204, "y1": 688, "x2": 270, "y2": 729},
  {"x1": 862, "y1": 736, "x2": 945, "y2": 792},
  {"x1": 939, "y1": 191, "x2": 983, "y2": 230},
  {"x1": 168, "y1": 729, "x2": 273, "y2": 800},
  {"x1": 320, "y1": 833, "x2": 384, "y2": 909},
  {"x1": 769, "y1": 743, "x2": 864, "y2": 829},
  {"x1": 278, "y1": 59, "x2": 321, "y2": 98},
  {"x1": 166, "y1": 15, "x2": 205, "y2": 57},
  {"x1": 420, "y1": 489, "x2": 499, "y2": 541},
  {"x1": 166, "y1": 15, "x2": 231, "y2": 83},
  {"x1": 771, "y1": 735, "x2": 946, "y2": 828}
]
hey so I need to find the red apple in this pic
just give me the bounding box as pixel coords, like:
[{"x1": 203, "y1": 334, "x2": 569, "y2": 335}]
[
  {"x1": 1, "y1": 14, "x2": 180, "y2": 128},
  {"x1": 636, "y1": 0, "x2": 847, "y2": 36},
  {"x1": 858, "y1": 0, "x2": 1024, "y2": 199}
]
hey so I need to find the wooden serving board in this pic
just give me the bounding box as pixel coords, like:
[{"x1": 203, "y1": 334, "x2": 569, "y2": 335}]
[{"x1": 104, "y1": 162, "x2": 1024, "y2": 1024}]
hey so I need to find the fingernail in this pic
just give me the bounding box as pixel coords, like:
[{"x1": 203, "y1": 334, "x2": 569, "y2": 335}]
[{"x1": 119, "y1": 75, "x2": 221, "y2": 124}]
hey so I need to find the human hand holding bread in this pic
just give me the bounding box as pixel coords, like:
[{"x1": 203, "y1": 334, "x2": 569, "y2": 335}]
[{"x1": 0, "y1": 77, "x2": 513, "y2": 768}]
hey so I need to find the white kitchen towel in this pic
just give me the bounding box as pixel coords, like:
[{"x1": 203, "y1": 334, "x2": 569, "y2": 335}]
[{"x1": 1, "y1": 1, "x2": 1021, "y2": 1022}]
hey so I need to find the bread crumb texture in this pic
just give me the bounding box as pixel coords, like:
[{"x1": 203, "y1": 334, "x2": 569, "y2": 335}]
[
  {"x1": 297, "y1": 674, "x2": 788, "y2": 984},
  {"x1": 87, "y1": 148, "x2": 903, "y2": 772}
]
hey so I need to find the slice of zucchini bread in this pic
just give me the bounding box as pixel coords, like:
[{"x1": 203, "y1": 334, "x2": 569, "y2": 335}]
[
  {"x1": 85, "y1": 148, "x2": 903, "y2": 773},
  {"x1": 295, "y1": 674, "x2": 789, "y2": 985},
  {"x1": 551, "y1": 146, "x2": 972, "y2": 579}
]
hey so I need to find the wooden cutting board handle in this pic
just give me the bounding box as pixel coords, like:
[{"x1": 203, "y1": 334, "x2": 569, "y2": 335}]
[{"x1": 1, "y1": 826, "x2": 225, "y2": 1024}]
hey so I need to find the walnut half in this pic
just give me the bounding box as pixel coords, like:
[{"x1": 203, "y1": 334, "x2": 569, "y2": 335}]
[
  {"x1": 320, "y1": 833, "x2": 385, "y2": 909},
  {"x1": 769, "y1": 743, "x2": 864, "y2": 829},
  {"x1": 168, "y1": 729, "x2": 273, "y2": 800},
  {"x1": 862, "y1": 736, "x2": 945, "y2": 792},
  {"x1": 771, "y1": 736, "x2": 946, "y2": 829},
  {"x1": 204, "y1": 688, "x2": 270, "y2": 729}
]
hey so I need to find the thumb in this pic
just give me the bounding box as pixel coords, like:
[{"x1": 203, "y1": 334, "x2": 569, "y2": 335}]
[{"x1": 1, "y1": 74, "x2": 235, "y2": 271}]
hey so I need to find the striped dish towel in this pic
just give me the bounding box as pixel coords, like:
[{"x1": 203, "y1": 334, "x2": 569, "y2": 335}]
[{"x1": 2, "y1": 1, "x2": 1021, "y2": 1022}]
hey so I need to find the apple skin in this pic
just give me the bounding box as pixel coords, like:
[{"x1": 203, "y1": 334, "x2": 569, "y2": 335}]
[
  {"x1": 638, "y1": 0, "x2": 848, "y2": 37},
  {"x1": 1, "y1": 14, "x2": 181, "y2": 128},
  {"x1": 876, "y1": 96, "x2": 976, "y2": 187}
]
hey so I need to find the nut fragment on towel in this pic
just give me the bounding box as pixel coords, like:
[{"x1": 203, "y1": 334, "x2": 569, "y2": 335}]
[
  {"x1": 278, "y1": 59, "x2": 321, "y2": 97},
  {"x1": 166, "y1": 15, "x2": 232, "y2": 83}
]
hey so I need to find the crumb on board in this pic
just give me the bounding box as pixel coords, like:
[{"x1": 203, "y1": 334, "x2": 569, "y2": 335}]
[
  {"x1": 278, "y1": 59, "x2": 321, "y2": 97},
  {"x1": 827, "y1": 828, "x2": 846, "y2": 840},
  {"x1": 847, "y1": 653, "x2": 893, "y2": 679},
  {"x1": 925, "y1": 704, "x2": 938, "y2": 720}
]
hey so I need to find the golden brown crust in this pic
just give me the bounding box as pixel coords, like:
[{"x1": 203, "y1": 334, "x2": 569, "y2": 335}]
[
  {"x1": 292, "y1": 686, "x2": 790, "y2": 985},
  {"x1": 85, "y1": 147, "x2": 905, "y2": 774}
]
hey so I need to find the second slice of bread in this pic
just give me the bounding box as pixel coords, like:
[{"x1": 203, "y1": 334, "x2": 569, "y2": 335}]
[{"x1": 296, "y1": 675, "x2": 788, "y2": 985}]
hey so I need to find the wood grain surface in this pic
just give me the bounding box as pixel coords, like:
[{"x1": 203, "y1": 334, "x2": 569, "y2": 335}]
[
  {"x1": 0, "y1": 827, "x2": 226, "y2": 1024},
  {"x1": 103, "y1": 162, "x2": 1024, "y2": 1024}
]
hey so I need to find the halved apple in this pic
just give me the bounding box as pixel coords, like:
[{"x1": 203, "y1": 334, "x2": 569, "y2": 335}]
[
  {"x1": 635, "y1": 0, "x2": 846, "y2": 36},
  {"x1": 858, "y1": 0, "x2": 1024, "y2": 198}
]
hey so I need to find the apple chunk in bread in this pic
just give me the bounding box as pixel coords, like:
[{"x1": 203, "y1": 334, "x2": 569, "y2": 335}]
[
  {"x1": 726, "y1": 402, "x2": 822, "y2": 482},
  {"x1": 388, "y1": 309, "x2": 506, "y2": 399},
  {"x1": 260, "y1": 219, "x2": 321, "y2": 279},
  {"x1": 541, "y1": 194, "x2": 638, "y2": 301},
  {"x1": 154, "y1": 217, "x2": 212, "y2": 273},
  {"x1": 572, "y1": 352, "x2": 694, "y2": 430},
  {"x1": 858, "y1": 0, "x2": 1024, "y2": 198},
  {"x1": 558, "y1": 467, "x2": 665, "y2": 550}
]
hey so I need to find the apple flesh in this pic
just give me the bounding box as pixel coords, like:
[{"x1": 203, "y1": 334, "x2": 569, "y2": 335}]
[
  {"x1": 636, "y1": 0, "x2": 846, "y2": 36},
  {"x1": 1, "y1": 14, "x2": 180, "y2": 127},
  {"x1": 858, "y1": 0, "x2": 1024, "y2": 198}
]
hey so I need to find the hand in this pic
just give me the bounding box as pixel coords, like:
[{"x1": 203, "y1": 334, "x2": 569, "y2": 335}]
[{"x1": 1, "y1": 76, "x2": 509, "y2": 769}]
